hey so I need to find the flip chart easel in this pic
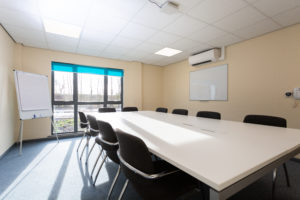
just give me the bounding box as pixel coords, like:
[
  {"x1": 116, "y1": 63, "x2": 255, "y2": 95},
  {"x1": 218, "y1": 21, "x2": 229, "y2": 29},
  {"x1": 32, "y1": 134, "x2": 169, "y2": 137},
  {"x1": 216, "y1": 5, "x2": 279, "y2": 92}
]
[{"x1": 14, "y1": 70, "x2": 59, "y2": 155}]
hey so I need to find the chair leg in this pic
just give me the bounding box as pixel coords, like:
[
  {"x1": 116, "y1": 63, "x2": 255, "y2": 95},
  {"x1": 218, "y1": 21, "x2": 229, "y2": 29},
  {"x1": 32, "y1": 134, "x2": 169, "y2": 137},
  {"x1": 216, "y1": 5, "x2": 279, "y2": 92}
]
[
  {"x1": 93, "y1": 154, "x2": 108, "y2": 186},
  {"x1": 107, "y1": 165, "x2": 121, "y2": 200},
  {"x1": 272, "y1": 168, "x2": 277, "y2": 200},
  {"x1": 80, "y1": 136, "x2": 90, "y2": 160},
  {"x1": 283, "y1": 163, "x2": 290, "y2": 187},
  {"x1": 91, "y1": 149, "x2": 103, "y2": 177},
  {"x1": 77, "y1": 132, "x2": 86, "y2": 152},
  {"x1": 86, "y1": 140, "x2": 96, "y2": 164},
  {"x1": 118, "y1": 179, "x2": 128, "y2": 200}
]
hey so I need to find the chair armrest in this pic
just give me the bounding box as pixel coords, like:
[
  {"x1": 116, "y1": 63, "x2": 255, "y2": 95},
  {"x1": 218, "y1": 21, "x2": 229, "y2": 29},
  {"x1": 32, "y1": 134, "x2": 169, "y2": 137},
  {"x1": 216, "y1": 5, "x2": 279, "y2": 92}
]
[
  {"x1": 117, "y1": 151, "x2": 179, "y2": 180},
  {"x1": 90, "y1": 127, "x2": 100, "y2": 133},
  {"x1": 96, "y1": 136, "x2": 118, "y2": 146}
]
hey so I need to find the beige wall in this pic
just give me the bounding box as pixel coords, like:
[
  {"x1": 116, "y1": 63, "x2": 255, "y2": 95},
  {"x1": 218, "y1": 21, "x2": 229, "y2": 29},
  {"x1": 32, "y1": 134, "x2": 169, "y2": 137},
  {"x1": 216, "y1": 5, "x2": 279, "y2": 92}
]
[
  {"x1": 20, "y1": 47, "x2": 145, "y2": 140},
  {"x1": 142, "y1": 64, "x2": 164, "y2": 111},
  {"x1": 163, "y1": 24, "x2": 300, "y2": 129},
  {"x1": 0, "y1": 26, "x2": 19, "y2": 156}
]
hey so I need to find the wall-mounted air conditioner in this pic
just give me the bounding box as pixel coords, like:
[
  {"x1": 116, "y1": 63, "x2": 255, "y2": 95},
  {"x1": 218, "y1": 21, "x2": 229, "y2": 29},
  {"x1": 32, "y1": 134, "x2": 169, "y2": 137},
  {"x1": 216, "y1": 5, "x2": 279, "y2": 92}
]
[{"x1": 188, "y1": 47, "x2": 225, "y2": 66}]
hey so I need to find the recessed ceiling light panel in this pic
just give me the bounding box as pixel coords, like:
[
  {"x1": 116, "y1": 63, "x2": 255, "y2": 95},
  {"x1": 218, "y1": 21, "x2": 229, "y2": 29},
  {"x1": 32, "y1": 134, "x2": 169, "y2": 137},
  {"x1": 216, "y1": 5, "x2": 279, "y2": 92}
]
[
  {"x1": 43, "y1": 18, "x2": 81, "y2": 38},
  {"x1": 155, "y1": 47, "x2": 182, "y2": 57}
]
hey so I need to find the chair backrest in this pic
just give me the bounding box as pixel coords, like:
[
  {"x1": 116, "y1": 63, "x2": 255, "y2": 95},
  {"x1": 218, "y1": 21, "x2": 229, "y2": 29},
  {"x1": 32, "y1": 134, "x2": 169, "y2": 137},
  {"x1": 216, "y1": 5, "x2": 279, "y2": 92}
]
[
  {"x1": 96, "y1": 120, "x2": 119, "y2": 163},
  {"x1": 86, "y1": 115, "x2": 99, "y2": 135},
  {"x1": 97, "y1": 120, "x2": 118, "y2": 144},
  {"x1": 98, "y1": 107, "x2": 116, "y2": 113},
  {"x1": 115, "y1": 129, "x2": 154, "y2": 174},
  {"x1": 243, "y1": 115, "x2": 287, "y2": 128},
  {"x1": 196, "y1": 111, "x2": 221, "y2": 120},
  {"x1": 122, "y1": 107, "x2": 138, "y2": 112},
  {"x1": 156, "y1": 107, "x2": 168, "y2": 113},
  {"x1": 78, "y1": 112, "x2": 88, "y2": 128},
  {"x1": 172, "y1": 109, "x2": 188, "y2": 116}
]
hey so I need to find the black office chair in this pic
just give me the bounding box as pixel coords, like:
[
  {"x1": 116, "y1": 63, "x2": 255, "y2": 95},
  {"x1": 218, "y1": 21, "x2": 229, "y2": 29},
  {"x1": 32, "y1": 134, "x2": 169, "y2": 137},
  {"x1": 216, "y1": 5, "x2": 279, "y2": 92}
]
[
  {"x1": 115, "y1": 129, "x2": 198, "y2": 200},
  {"x1": 77, "y1": 112, "x2": 89, "y2": 152},
  {"x1": 196, "y1": 111, "x2": 221, "y2": 120},
  {"x1": 122, "y1": 107, "x2": 138, "y2": 112},
  {"x1": 156, "y1": 107, "x2": 168, "y2": 113},
  {"x1": 80, "y1": 115, "x2": 100, "y2": 163},
  {"x1": 243, "y1": 114, "x2": 290, "y2": 198},
  {"x1": 98, "y1": 107, "x2": 116, "y2": 113},
  {"x1": 91, "y1": 120, "x2": 127, "y2": 200},
  {"x1": 172, "y1": 109, "x2": 188, "y2": 116}
]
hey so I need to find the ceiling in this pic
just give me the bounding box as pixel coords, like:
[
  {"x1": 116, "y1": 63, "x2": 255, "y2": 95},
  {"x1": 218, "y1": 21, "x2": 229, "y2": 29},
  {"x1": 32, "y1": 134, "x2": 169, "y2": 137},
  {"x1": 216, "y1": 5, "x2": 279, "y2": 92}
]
[{"x1": 0, "y1": 0, "x2": 300, "y2": 66}]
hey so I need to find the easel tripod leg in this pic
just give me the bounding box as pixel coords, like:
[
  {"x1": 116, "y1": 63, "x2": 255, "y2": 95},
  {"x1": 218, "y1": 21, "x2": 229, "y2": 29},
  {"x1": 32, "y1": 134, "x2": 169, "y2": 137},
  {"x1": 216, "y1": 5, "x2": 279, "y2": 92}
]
[
  {"x1": 51, "y1": 120, "x2": 59, "y2": 143},
  {"x1": 19, "y1": 120, "x2": 24, "y2": 155}
]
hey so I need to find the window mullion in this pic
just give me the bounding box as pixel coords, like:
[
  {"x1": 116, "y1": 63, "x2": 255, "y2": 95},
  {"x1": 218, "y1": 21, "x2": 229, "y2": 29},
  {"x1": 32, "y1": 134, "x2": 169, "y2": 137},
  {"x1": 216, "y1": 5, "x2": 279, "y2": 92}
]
[
  {"x1": 104, "y1": 74, "x2": 108, "y2": 107},
  {"x1": 74, "y1": 72, "x2": 78, "y2": 132}
]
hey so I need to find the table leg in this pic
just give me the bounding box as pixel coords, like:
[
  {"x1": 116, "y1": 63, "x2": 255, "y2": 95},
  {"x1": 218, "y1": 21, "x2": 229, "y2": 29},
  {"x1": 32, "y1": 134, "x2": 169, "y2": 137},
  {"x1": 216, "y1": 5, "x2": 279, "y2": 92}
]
[{"x1": 210, "y1": 188, "x2": 221, "y2": 200}]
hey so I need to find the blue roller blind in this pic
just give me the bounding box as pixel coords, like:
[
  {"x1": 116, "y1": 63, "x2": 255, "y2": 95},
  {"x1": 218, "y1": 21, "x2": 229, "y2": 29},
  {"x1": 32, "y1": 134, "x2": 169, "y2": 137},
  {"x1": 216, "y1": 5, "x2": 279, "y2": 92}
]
[{"x1": 51, "y1": 62, "x2": 124, "y2": 77}]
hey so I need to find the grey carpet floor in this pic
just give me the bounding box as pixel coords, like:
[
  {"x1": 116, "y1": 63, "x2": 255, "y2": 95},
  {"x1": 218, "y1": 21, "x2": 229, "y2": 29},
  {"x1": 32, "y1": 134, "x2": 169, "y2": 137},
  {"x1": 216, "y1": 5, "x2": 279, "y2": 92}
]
[{"x1": 0, "y1": 137, "x2": 299, "y2": 200}]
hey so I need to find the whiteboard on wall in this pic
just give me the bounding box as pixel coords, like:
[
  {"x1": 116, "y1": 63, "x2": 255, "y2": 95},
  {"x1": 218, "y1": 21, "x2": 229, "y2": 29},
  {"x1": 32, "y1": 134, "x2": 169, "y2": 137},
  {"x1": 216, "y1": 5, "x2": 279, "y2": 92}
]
[
  {"x1": 14, "y1": 70, "x2": 52, "y2": 120},
  {"x1": 190, "y1": 64, "x2": 228, "y2": 101}
]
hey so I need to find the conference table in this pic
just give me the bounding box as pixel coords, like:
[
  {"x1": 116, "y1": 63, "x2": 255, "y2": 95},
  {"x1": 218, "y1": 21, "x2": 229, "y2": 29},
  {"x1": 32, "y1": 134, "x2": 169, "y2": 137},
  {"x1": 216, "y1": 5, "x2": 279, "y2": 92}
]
[{"x1": 90, "y1": 111, "x2": 300, "y2": 200}]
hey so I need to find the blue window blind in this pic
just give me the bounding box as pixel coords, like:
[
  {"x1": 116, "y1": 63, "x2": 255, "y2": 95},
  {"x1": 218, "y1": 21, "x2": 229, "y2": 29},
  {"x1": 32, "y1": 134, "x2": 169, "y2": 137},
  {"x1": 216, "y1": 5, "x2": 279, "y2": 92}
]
[{"x1": 51, "y1": 62, "x2": 124, "y2": 77}]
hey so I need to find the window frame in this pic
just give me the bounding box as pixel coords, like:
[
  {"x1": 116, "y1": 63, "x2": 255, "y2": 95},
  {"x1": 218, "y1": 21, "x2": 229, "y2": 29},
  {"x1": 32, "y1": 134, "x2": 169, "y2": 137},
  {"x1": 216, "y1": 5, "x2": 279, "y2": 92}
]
[{"x1": 51, "y1": 64, "x2": 123, "y2": 134}]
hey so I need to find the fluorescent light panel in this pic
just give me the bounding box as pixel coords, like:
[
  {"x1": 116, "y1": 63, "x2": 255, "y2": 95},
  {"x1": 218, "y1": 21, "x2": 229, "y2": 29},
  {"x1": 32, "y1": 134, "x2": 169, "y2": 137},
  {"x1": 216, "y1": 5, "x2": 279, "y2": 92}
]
[
  {"x1": 155, "y1": 47, "x2": 182, "y2": 57},
  {"x1": 43, "y1": 19, "x2": 81, "y2": 38}
]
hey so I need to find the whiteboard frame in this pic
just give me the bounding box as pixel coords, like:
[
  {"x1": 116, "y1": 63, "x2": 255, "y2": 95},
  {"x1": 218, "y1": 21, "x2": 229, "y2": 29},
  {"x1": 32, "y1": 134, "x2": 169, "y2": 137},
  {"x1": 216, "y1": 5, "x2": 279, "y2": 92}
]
[
  {"x1": 189, "y1": 64, "x2": 228, "y2": 101},
  {"x1": 14, "y1": 70, "x2": 53, "y2": 120}
]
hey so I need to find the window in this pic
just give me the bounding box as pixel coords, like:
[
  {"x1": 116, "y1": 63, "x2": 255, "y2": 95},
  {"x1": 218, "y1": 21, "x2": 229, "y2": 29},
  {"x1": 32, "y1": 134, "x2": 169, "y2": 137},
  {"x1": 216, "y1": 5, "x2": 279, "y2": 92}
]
[{"x1": 52, "y1": 62, "x2": 123, "y2": 134}]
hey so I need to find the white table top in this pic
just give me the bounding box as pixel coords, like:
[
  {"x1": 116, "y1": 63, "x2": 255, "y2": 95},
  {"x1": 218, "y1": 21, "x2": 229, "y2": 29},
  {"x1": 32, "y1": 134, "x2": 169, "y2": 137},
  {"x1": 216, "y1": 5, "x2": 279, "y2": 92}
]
[{"x1": 90, "y1": 111, "x2": 300, "y2": 191}]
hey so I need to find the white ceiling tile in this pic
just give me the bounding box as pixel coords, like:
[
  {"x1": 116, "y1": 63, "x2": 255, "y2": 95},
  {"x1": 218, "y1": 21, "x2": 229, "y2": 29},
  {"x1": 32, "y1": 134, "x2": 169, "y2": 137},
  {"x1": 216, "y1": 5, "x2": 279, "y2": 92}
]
[
  {"x1": 81, "y1": 29, "x2": 117, "y2": 44},
  {"x1": 103, "y1": 45, "x2": 132, "y2": 55},
  {"x1": 109, "y1": 36, "x2": 142, "y2": 49},
  {"x1": 46, "y1": 33, "x2": 79, "y2": 49},
  {"x1": 253, "y1": 0, "x2": 300, "y2": 17},
  {"x1": 122, "y1": 50, "x2": 149, "y2": 61},
  {"x1": 163, "y1": 15, "x2": 207, "y2": 37},
  {"x1": 234, "y1": 19, "x2": 281, "y2": 39},
  {"x1": 39, "y1": 0, "x2": 92, "y2": 26},
  {"x1": 99, "y1": 51, "x2": 122, "y2": 60},
  {"x1": 0, "y1": 0, "x2": 40, "y2": 16},
  {"x1": 142, "y1": 53, "x2": 164, "y2": 63},
  {"x1": 90, "y1": 0, "x2": 146, "y2": 21},
  {"x1": 147, "y1": 31, "x2": 181, "y2": 45},
  {"x1": 272, "y1": 6, "x2": 300, "y2": 26},
  {"x1": 124, "y1": 49, "x2": 149, "y2": 58},
  {"x1": 171, "y1": 0, "x2": 205, "y2": 13},
  {"x1": 208, "y1": 33, "x2": 243, "y2": 47},
  {"x1": 214, "y1": 6, "x2": 266, "y2": 32},
  {"x1": 168, "y1": 38, "x2": 201, "y2": 51},
  {"x1": 135, "y1": 42, "x2": 164, "y2": 53},
  {"x1": 85, "y1": 14, "x2": 128, "y2": 34},
  {"x1": 119, "y1": 23, "x2": 157, "y2": 41},
  {"x1": 187, "y1": 25, "x2": 226, "y2": 43},
  {"x1": 77, "y1": 48, "x2": 101, "y2": 57},
  {"x1": 188, "y1": 0, "x2": 247, "y2": 23},
  {"x1": 21, "y1": 39, "x2": 48, "y2": 49},
  {"x1": 0, "y1": 8, "x2": 43, "y2": 31},
  {"x1": 2, "y1": 24, "x2": 46, "y2": 43},
  {"x1": 77, "y1": 40, "x2": 107, "y2": 52},
  {"x1": 48, "y1": 43, "x2": 77, "y2": 53},
  {"x1": 187, "y1": 43, "x2": 212, "y2": 55},
  {"x1": 132, "y1": 3, "x2": 182, "y2": 29}
]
